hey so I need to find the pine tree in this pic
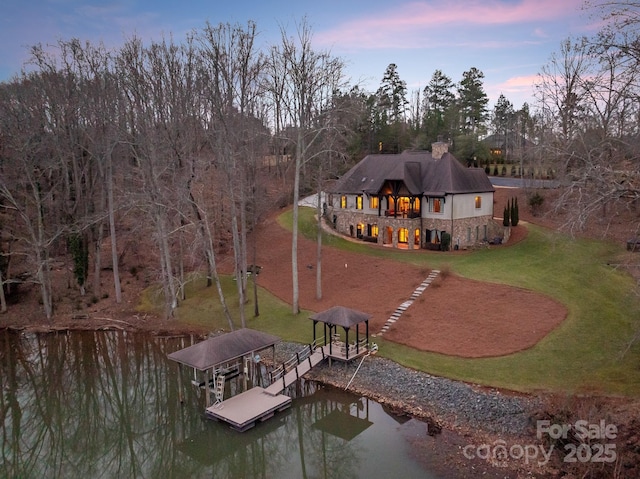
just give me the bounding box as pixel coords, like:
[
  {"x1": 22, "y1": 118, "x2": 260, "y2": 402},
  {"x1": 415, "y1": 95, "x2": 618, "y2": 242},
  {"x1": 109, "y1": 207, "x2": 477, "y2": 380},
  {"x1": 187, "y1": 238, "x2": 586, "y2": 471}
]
[
  {"x1": 512, "y1": 197, "x2": 519, "y2": 226},
  {"x1": 376, "y1": 63, "x2": 409, "y2": 152},
  {"x1": 457, "y1": 67, "x2": 489, "y2": 135},
  {"x1": 422, "y1": 69, "x2": 455, "y2": 143},
  {"x1": 503, "y1": 205, "x2": 510, "y2": 226},
  {"x1": 69, "y1": 233, "x2": 89, "y2": 295}
]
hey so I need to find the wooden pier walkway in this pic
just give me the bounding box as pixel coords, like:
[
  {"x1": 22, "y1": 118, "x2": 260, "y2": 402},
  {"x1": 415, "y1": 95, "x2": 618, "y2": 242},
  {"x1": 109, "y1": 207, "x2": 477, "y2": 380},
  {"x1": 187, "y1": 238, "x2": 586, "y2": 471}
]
[{"x1": 264, "y1": 347, "x2": 326, "y2": 396}]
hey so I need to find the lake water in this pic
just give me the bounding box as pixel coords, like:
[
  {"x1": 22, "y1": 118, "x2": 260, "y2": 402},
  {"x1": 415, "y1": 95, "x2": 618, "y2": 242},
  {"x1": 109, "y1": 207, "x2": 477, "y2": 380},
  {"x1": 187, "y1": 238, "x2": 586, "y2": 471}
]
[{"x1": 0, "y1": 330, "x2": 447, "y2": 479}]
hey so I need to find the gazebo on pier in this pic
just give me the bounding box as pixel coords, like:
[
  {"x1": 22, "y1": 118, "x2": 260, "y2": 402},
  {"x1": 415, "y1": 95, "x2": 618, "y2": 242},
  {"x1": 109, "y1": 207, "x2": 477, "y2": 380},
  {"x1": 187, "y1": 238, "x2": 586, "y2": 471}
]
[{"x1": 310, "y1": 306, "x2": 372, "y2": 361}]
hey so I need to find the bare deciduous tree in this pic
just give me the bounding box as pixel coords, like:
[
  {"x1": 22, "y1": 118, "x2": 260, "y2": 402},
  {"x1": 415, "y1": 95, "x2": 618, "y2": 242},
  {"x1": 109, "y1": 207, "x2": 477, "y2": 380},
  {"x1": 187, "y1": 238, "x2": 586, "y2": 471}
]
[
  {"x1": 537, "y1": 31, "x2": 640, "y2": 234},
  {"x1": 267, "y1": 19, "x2": 346, "y2": 314}
]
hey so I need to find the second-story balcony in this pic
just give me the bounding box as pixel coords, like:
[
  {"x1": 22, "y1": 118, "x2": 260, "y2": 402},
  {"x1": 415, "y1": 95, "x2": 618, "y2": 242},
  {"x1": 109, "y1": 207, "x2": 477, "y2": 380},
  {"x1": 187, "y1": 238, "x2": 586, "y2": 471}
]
[{"x1": 384, "y1": 209, "x2": 420, "y2": 219}]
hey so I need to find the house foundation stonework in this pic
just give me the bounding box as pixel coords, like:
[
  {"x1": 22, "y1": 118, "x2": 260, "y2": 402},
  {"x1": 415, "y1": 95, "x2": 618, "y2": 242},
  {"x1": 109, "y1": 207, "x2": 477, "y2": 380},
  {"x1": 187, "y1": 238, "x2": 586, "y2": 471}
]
[{"x1": 327, "y1": 144, "x2": 496, "y2": 250}]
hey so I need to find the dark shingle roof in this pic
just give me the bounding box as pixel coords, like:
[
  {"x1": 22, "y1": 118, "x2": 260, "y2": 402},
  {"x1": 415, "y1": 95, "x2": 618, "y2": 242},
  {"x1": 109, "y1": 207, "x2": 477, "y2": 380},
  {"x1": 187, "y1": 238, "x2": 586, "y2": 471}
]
[
  {"x1": 309, "y1": 306, "x2": 371, "y2": 328},
  {"x1": 167, "y1": 328, "x2": 280, "y2": 370},
  {"x1": 330, "y1": 150, "x2": 494, "y2": 196}
]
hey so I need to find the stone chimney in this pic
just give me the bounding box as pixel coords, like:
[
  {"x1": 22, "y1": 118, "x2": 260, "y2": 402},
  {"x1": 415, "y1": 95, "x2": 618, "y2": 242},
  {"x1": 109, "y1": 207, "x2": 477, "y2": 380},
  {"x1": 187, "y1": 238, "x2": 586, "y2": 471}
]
[{"x1": 431, "y1": 141, "x2": 449, "y2": 160}]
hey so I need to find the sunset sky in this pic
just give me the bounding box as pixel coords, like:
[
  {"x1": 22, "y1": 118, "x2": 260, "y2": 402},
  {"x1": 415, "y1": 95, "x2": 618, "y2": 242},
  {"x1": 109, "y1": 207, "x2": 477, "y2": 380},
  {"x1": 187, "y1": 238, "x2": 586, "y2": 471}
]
[{"x1": 1, "y1": 0, "x2": 600, "y2": 109}]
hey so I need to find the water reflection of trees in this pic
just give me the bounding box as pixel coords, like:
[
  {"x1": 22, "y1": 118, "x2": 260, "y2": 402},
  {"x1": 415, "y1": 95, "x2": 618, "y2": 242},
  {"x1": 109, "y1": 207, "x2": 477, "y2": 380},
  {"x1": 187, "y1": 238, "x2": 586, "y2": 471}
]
[
  {"x1": 0, "y1": 330, "x2": 202, "y2": 478},
  {"x1": 0, "y1": 331, "x2": 368, "y2": 478}
]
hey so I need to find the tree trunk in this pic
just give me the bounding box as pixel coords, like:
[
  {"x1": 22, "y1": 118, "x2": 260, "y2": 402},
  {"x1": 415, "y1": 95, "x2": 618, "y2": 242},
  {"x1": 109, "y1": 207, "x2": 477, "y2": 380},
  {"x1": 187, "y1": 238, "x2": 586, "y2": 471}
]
[
  {"x1": 203, "y1": 218, "x2": 235, "y2": 331},
  {"x1": 240, "y1": 186, "x2": 248, "y2": 300},
  {"x1": 179, "y1": 225, "x2": 186, "y2": 301},
  {"x1": 93, "y1": 219, "x2": 104, "y2": 299},
  {"x1": 157, "y1": 213, "x2": 177, "y2": 318},
  {"x1": 252, "y1": 234, "x2": 259, "y2": 317},
  {"x1": 36, "y1": 247, "x2": 53, "y2": 320},
  {"x1": 291, "y1": 145, "x2": 302, "y2": 315},
  {"x1": 34, "y1": 185, "x2": 53, "y2": 320},
  {"x1": 231, "y1": 212, "x2": 246, "y2": 328},
  {"x1": 106, "y1": 152, "x2": 122, "y2": 304},
  {"x1": 0, "y1": 270, "x2": 7, "y2": 314},
  {"x1": 316, "y1": 177, "x2": 323, "y2": 300}
]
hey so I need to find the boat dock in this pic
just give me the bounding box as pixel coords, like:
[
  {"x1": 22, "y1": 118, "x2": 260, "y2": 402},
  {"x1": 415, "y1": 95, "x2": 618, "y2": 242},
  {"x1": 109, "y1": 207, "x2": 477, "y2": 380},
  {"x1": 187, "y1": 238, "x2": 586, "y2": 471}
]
[
  {"x1": 204, "y1": 341, "x2": 375, "y2": 431},
  {"x1": 206, "y1": 343, "x2": 329, "y2": 431},
  {"x1": 168, "y1": 307, "x2": 374, "y2": 432},
  {"x1": 205, "y1": 387, "x2": 292, "y2": 431}
]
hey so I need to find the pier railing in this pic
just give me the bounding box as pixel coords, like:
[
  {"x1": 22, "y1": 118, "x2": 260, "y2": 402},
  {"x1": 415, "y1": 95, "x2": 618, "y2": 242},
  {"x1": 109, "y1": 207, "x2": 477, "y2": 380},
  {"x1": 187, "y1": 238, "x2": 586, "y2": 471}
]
[{"x1": 269, "y1": 337, "x2": 325, "y2": 387}]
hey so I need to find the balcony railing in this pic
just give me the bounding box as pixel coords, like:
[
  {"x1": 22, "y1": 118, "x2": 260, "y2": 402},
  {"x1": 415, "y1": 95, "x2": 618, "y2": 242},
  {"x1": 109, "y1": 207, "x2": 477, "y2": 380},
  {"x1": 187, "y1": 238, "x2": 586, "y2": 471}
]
[{"x1": 384, "y1": 210, "x2": 420, "y2": 219}]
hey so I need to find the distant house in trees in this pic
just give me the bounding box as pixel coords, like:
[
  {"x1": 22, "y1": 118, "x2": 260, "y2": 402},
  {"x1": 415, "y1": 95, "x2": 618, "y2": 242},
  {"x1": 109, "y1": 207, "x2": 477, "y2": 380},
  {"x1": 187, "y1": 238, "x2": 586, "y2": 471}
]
[
  {"x1": 326, "y1": 142, "x2": 497, "y2": 250},
  {"x1": 483, "y1": 133, "x2": 536, "y2": 162}
]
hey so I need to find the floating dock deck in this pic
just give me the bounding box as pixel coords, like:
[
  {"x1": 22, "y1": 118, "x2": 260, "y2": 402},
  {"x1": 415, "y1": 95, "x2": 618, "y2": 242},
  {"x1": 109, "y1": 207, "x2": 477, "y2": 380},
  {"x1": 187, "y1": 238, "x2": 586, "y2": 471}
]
[{"x1": 205, "y1": 387, "x2": 292, "y2": 431}]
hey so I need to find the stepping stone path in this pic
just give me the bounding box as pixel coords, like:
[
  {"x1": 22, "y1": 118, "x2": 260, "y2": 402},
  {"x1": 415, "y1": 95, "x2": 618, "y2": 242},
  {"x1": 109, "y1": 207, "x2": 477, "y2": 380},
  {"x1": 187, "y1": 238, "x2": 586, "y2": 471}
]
[{"x1": 375, "y1": 270, "x2": 440, "y2": 336}]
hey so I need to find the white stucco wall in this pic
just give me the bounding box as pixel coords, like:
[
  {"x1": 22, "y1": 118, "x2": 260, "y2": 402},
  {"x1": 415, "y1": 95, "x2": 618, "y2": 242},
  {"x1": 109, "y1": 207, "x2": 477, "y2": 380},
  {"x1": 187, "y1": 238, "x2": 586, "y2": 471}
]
[
  {"x1": 333, "y1": 192, "x2": 494, "y2": 220},
  {"x1": 450, "y1": 192, "x2": 494, "y2": 219}
]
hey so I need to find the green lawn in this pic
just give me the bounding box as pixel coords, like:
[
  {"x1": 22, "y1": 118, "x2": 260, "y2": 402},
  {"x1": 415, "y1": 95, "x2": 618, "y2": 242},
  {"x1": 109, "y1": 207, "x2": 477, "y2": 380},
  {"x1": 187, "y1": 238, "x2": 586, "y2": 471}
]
[{"x1": 149, "y1": 207, "x2": 640, "y2": 396}]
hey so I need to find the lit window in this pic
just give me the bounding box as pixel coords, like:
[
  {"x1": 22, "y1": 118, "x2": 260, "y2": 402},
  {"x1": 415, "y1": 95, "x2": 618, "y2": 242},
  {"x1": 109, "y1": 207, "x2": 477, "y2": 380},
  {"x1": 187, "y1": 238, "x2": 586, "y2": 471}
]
[
  {"x1": 341, "y1": 196, "x2": 347, "y2": 208},
  {"x1": 371, "y1": 224, "x2": 379, "y2": 237},
  {"x1": 356, "y1": 195, "x2": 363, "y2": 210},
  {"x1": 430, "y1": 198, "x2": 442, "y2": 213},
  {"x1": 398, "y1": 228, "x2": 408, "y2": 243},
  {"x1": 370, "y1": 196, "x2": 379, "y2": 209},
  {"x1": 475, "y1": 196, "x2": 482, "y2": 209}
]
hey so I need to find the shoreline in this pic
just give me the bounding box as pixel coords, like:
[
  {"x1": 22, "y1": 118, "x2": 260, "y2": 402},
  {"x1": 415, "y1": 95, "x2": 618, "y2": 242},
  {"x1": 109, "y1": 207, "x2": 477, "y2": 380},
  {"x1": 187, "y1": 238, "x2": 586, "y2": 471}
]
[{"x1": 272, "y1": 340, "x2": 548, "y2": 478}]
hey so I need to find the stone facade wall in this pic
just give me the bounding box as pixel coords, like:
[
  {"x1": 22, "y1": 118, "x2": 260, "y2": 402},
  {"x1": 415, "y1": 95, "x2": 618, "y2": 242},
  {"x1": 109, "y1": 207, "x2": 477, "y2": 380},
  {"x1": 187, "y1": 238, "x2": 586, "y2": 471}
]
[
  {"x1": 328, "y1": 207, "x2": 497, "y2": 249},
  {"x1": 329, "y1": 209, "x2": 422, "y2": 248}
]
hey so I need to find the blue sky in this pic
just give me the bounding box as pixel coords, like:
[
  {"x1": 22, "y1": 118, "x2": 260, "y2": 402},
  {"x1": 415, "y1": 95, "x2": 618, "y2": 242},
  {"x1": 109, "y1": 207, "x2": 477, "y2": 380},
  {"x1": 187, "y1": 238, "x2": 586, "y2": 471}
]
[{"x1": 1, "y1": 0, "x2": 599, "y2": 109}]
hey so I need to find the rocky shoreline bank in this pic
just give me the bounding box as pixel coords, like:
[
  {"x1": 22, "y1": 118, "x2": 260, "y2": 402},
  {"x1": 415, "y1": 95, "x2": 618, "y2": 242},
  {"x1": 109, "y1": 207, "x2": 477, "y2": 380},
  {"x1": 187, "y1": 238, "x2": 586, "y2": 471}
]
[
  {"x1": 273, "y1": 341, "x2": 549, "y2": 478},
  {"x1": 274, "y1": 341, "x2": 537, "y2": 437},
  {"x1": 271, "y1": 341, "x2": 640, "y2": 478}
]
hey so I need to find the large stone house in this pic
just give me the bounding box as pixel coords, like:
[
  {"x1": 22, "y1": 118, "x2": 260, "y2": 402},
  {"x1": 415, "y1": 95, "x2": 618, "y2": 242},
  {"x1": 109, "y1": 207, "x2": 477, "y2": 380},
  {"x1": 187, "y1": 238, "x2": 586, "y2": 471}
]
[{"x1": 326, "y1": 143, "x2": 496, "y2": 249}]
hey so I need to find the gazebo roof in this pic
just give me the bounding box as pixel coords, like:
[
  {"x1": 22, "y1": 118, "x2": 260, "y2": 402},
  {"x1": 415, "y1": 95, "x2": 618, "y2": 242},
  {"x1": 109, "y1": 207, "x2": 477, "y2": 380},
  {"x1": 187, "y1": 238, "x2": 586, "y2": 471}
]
[
  {"x1": 167, "y1": 328, "x2": 280, "y2": 371},
  {"x1": 309, "y1": 306, "x2": 371, "y2": 328}
]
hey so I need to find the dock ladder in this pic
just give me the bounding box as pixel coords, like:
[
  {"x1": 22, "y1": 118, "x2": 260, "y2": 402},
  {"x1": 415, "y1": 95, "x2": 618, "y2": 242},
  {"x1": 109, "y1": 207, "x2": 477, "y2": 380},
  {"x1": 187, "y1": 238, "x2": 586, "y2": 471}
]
[{"x1": 214, "y1": 374, "x2": 225, "y2": 404}]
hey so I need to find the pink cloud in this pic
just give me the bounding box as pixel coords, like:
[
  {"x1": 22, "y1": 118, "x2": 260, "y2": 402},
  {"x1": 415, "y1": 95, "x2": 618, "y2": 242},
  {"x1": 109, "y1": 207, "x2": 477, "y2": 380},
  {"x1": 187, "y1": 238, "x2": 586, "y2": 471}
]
[
  {"x1": 501, "y1": 74, "x2": 542, "y2": 89},
  {"x1": 486, "y1": 74, "x2": 541, "y2": 106},
  {"x1": 316, "y1": 0, "x2": 584, "y2": 49}
]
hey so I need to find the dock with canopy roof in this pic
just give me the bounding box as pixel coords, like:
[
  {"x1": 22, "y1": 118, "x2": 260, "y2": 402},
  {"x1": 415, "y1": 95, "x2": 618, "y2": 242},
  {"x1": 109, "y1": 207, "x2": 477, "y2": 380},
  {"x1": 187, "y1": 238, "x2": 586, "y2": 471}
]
[{"x1": 167, "y1": 309, "x2": 375, "y2": 431}]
